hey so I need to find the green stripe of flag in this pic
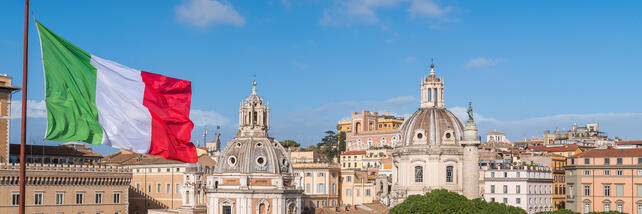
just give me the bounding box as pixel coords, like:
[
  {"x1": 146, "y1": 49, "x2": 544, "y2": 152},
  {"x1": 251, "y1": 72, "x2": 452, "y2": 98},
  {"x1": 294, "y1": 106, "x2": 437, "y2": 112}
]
[{"x1": 36, "y1": 21, "x2": 103, "y2": 144}]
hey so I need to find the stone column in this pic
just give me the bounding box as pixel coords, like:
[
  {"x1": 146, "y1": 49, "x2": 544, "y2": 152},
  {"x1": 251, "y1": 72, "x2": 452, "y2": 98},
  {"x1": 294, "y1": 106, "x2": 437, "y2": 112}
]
[{"x1": 461, "y1": 119, "x2": 480, "y2": 199}]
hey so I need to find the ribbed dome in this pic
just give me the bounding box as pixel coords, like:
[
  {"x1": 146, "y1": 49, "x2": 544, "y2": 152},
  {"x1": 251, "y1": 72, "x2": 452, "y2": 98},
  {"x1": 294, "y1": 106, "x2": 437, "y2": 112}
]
[
  {"x1": 215, "y1": 137, "x2": 291, "y2": 174},
  {"x1": 397, "y1": 108, "x2": 464, "y2": 147}
]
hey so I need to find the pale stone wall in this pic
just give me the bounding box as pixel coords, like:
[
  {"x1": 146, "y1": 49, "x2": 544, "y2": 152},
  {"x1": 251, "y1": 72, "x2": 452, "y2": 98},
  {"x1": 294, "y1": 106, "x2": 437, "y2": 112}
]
[{"x1": 0, "y1": 163, "x2": 131, "y2": 214}]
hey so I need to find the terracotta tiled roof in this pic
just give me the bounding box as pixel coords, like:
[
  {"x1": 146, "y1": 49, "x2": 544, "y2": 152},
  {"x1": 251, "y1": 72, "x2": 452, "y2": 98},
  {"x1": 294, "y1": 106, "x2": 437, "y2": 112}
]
[
  {"x1": 341, "y1": 150, "x2": 366, "y2": 155},
  {"x1": 529, "y1": 144, "x2": 585, "y2": 152},
  {"x1": 571, "y1": 148, "x2": 642, "y2": 158},
  {"x1": 617, "y1": 140, "x2": 642, "y2": 145},
  {"x1": 10, "y1": 144, "x2": 102, "y2": 157}
]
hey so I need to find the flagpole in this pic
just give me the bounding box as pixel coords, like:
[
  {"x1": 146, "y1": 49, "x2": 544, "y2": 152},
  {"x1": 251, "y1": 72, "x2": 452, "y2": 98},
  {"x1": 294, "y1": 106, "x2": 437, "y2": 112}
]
[{"x1": 19, "y1": 0, "x2": 30, "y2": 214}]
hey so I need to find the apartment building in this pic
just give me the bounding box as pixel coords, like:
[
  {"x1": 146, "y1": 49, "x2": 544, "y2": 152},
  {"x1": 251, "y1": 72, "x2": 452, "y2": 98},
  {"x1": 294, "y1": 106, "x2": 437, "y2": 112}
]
[
  {"x1": 340, "y1": 169, "x2": 375, "y2": 206},
  {"x1": 481, "y1": 165, "x2": 553, "y2": 214},
  {"x1": 292, "y1": 162, "x2": 341, "y2": 211},
  {"x1": 0, "y1": 163, "x2": 131, "y2": 214},
  {"x1": 565, "y1": 148, "x2": 642, "y2": 214}
]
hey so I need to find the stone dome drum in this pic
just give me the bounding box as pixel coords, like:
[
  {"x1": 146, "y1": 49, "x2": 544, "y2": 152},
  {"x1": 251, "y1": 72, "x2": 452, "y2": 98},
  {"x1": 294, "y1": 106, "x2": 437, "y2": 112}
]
[
  {"x1": 214, "y1": 137, "x2": 291, "y2": 174},
  {"x1": 397, "y1": 108, "x2": 464, "y2": 146}
]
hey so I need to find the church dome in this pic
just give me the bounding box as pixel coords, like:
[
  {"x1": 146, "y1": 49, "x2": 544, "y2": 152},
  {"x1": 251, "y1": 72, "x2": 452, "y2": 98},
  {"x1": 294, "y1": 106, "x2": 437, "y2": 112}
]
[
  {"x1": 214, "y1": 137, "x2": 291, "y2": 174},
  {"x1": 395, "y1": 63, "x2": 465, "y2": 147},
  {"x1": 214, "y1": 78, "x2": 291, "y2": 174},
  {"x1": 397, "y1": 108, "x2": 464, "y2": 146}
]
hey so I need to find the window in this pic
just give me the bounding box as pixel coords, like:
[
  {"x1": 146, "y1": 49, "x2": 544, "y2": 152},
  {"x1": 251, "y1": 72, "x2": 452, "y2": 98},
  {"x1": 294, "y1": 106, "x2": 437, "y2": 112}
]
[
  {"x1": 305, "y1": 172, "x2": 311, "y2": 177},
  {"x1": 491, "y1": 198, "x2": 495, "y2": 202},
  {"x1": 617, "y1": 170, "x2": 623, "y2": 176},
  {"x1": 332, "y1": 183, "x2": 337, "y2": 194},
  {"x1": 346, "y1": 176, "x2": 352, "y2": 182},
  {"x1": 148, "y1": 184, "x2": 151, "y2": 192},
  {"x1": 504, "y1": 172, "x2": 508, "y2": 177},
  {"x1": 638, "y1": 157, "x2": 642, "y2": 164},
  {"x1": 503, "y1": 185, "x2": 508, "y2": 194},
  {"x1": 222, "y1": 205, "x2": 232, "y2": 214},
  {"x1": 346, "y1": 189, "x2": 352, "y2": 196},
  {"x1": 604, "y1": 185, "x2": 610, "y2": 196},
  {"x1": 415, "y1": 166, "x2": 423, "y2": 182},
  {"x1": 12, "y1": 192, "x2": 19, "y2": 205},
  {"x1": 317, "y1": 183, "x2": 326, "y2": 194},
  {"x1": 95, "y1": 192, "x2": 103, "y2": 204},
  {"x1": 113, "y1": 192, "x2": 121, "y2": 204},
  {"x1": 166, "y1": 183, "x2": 171, "y2": 193},
  {"x1": 584, "y1": 185, "x2": 590, "y2": 196},
  {"x1": 516, "y1": 185, "x2": 521, "y2": 194},
  {"x1": 516, "y1": 172, "x2": 520, "y2": 177},
  {"x1": 491, "y1": 172, "x2": 495, "y2": 178},
  {"x1": 76, "y1": 192, "x2": 85, "y2": 204},
  {"x1": 491, "y1": 185, "x2": 495, "y2": 193},
  {"x1": 584, "y1": 203, "x2": 590, "y2": 213},
  {"x1": 446, "y1": 166, "x2": 453, "y2": 182},
  {"x1": 34, "y1": 192, "x2": 43, "y2": 205},
  {"x1": 604, "y1": 158, "x2": 610, "y2": 165},
  {"x1": 604, "y1": 203, "x2": 610, "y2": 212},
  {"x1": 503, "y1": 198, "x2": 508, "y2": 204},
  {"x1": 157, "y1": 183, "x2": 161, "y2": 193},
  {"x1": 584, "y1": 170, "x2": 590, "y2": 175},
  {"x1": 617, "y1": 203, "x2": 623, "y2": 212},
  {"x1": 604, "y1": 170, "x2": 610, "y2": 175},
  {"x1": 584, "y1": 158, "x2": 590, "y2": 164},
  {"x1": 617, "y1": 158, "x2": 623, "y2": 165},
  {"x1": 357, "y1": 189, "x2": 360, "y2": 196},
  {"x1": 136, "y1": 183, "x2": 140, "y2": 191},
  {"x1": 637, "y1": 184, "x2": 642, "y2": 197},
  {"x1": 638, "y1": 170, "x2": 642, "y2": 175},
  {"x1": 318, "y1": 172, "x2": 324, "y2": 177},
  {"x1": 305, "y1": 183, "x2": 311, "y2": 193},
  {"x1": 366, "y1": 189, "x2": 371, "y2": 196},
  {"x1": 56, "y1": 192, "x2": 64, "y2": 205},
  {"x1": 176, "y1": 184, "x2": 181, "y2": 194},
  {"x1": 516, "y1": 198, "x2": 521, "y2": 204}
]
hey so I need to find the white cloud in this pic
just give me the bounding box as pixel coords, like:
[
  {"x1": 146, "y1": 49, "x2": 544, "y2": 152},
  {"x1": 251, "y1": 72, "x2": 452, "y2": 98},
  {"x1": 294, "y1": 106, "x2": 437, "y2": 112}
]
[
  {"x1": 320, "y1": 0, "x2": 451, "y2": 26},
  {"x1": 448, "y1": 106, "x2": 642, "y2": 142},
  {"x1": 175, "y1": 0, "x2": 245, "y2": 28},
  {"x1": 404, "y1": 56, "x2": 417, "y2": 63},
  {"x1": 408, "y1": 0, "x2": 451, "y2": 18},
  {"x1": 190, "y1": 109, "x2": 230, "y2": 127},
  {"x1": 291, "y1": 60, "x2": 309, "y2": 69},
  {"x1": 11, "y1": 99, "x2": 47, "y2": 119},
  {"x1": 282, "y1": 0, "x2": 292, "y2": 11},
  {"x1": 465, "y1": 57, "x2": 504, "y2": 68}
]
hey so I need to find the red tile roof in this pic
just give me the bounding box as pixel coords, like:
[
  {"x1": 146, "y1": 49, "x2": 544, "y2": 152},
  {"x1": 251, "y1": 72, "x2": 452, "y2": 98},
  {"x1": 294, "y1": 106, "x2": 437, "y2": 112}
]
[
  {"x1": 571, "y1": 148, "x2": 642, "y2": 158},
  {"x1": 341, "y1": 150, "x2": 367, "y2": 155},
  {"x1": 529, "y1": 144, "x2": 586, "y2": 152},
  {"x1": 617, "y1": 140, "x2": 642, "y2": 145}
]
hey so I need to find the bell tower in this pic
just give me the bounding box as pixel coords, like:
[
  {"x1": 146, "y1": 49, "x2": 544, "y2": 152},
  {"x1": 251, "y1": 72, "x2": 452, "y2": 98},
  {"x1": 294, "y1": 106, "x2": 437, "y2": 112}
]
[
  {"x1": 238, "y1": 78, "x2": 270, "y2": 137},
  {"x1": 420, "y1": 59, "x2": 445, "y2": 109}
]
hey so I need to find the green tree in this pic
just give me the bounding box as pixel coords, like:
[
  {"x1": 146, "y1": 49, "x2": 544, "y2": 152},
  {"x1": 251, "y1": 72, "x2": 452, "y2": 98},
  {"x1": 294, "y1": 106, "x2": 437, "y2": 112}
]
[
  {"x1": 279, "y1": 139, "x2": 300, "y2": 148},
  {"x1": 337, "y1": 131, "x2": 346, "y2": 152},
  {"x1": 391, "y1": 189, "x2": 527, "y2": 214},
  {"x1": 316, "y1": 130, "x2": 339, "y2": 160},
  {"x1": 300, "y1": 145, "x2": 317, "y2": 152}
]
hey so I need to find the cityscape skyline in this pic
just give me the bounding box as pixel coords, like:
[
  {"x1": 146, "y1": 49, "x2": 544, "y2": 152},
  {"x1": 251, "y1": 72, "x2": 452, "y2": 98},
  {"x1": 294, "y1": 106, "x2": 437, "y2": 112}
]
[{"x1": 1, "y1": 0, "x2": 642, "y2": 155}]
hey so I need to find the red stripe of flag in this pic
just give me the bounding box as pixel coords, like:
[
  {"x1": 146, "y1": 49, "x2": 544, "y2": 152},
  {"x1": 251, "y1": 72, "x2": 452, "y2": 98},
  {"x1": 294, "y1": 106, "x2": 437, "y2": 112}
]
[{"x1": 141, "y1": 71, "x2": 197, "y2": 163}]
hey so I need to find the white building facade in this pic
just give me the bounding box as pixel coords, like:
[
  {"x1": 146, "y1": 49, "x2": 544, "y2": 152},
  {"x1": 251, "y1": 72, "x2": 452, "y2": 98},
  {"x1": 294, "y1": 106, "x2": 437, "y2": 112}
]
[{"x1": 482, "y1": 166, "x2": 553, "y2": 214}]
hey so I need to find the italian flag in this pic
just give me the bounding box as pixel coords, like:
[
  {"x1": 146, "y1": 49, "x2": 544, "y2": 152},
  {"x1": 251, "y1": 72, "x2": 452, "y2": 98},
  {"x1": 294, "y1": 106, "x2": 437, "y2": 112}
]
[{"x1": 36, "y1": 21, "x2": 197, "y2": 163}]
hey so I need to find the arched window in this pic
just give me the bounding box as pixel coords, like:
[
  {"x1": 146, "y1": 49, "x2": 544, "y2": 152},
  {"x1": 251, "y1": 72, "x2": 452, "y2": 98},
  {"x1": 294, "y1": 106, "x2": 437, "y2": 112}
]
[
  {"x1": 446, "y1": 166, "x2": 453, "y2": 182},
  {"x1": 332, "y1": 183, "x2": 336, "y2": 194},
  {"x1": 414, "y1": 166, "x2": 423, "y2": 182}
]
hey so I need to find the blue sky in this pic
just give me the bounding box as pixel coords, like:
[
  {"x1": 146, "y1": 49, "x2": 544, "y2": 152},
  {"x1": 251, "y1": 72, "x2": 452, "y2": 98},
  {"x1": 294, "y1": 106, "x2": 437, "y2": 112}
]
[{"x1": 1, "y1": 0, "x2": 642, "y2": 155}]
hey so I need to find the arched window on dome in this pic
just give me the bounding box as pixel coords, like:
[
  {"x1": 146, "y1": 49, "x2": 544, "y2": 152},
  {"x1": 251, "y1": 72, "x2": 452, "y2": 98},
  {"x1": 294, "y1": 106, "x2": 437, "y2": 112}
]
[{"x1": 415, "y1": 166, "x2": 423, "y2": 183}]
